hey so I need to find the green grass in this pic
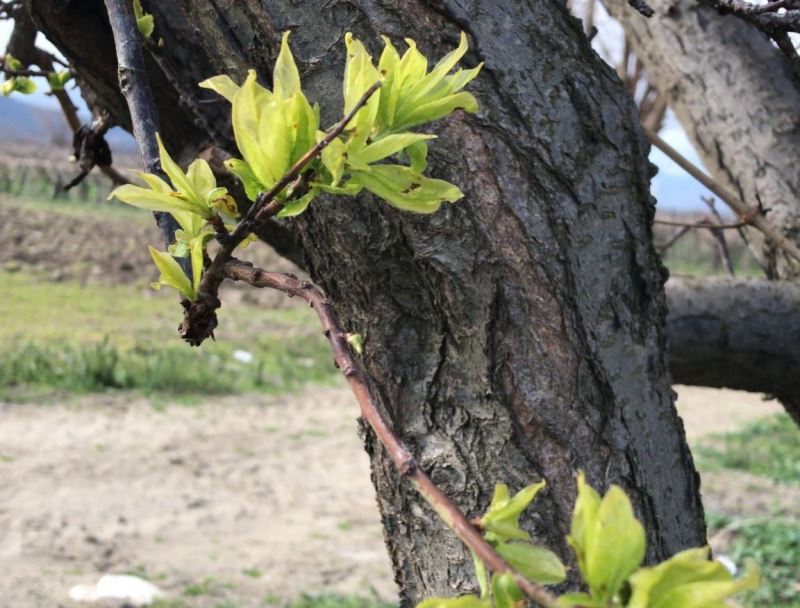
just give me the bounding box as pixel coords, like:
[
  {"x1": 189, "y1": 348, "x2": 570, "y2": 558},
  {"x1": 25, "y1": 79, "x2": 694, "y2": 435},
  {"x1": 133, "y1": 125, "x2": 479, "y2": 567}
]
[
  {"x1": 696, "y1": 414, "x2": 800, "y2": 484},
  {"x1": 708, "y1": 514, "x2": 800, "y2": 607},
  {"x1": 1, "y1": 270, "x2": 337, "y2": 399},
  {"x1": 287, "y1": 593, "x2": 395, "y2": 608}
]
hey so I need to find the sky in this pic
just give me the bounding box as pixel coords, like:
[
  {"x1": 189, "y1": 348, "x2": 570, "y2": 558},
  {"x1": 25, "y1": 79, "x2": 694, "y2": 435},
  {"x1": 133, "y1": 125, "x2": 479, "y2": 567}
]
[{"x1": 0, "y1": 14, "x2": 714, "y2": 212}]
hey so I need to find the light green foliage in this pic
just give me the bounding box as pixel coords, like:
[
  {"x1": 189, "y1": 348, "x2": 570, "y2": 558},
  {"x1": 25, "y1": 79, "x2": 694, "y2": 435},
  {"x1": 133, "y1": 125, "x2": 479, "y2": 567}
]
[
  {"x1": 46, "y1": 70, "x2": 72, "y2": 91},
  {"x1": 133, "y1": 0, "x2": 155, "y2": 38},
  {"x1": 2, "y1": 54, "x2": 37, "y2": 96},
  {"x1": 566, "y1": 473, "x2": 646, "y2": 604},
  {"x1": 419, "y1": 475, "x2": 759, "y2": 608},
  {"x1": 3, "y1": 53, "x2": 68, "y2": 96},
  {"x1": 112, "y1": 30, "x2": 480, "y2": 301},
  {"x1": 626, "y1": 547, "x2": 759, "y2": 608}
]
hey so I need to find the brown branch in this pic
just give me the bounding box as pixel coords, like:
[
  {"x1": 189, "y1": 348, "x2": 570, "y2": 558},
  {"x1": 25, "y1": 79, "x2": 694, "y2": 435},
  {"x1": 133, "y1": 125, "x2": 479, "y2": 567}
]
[
  {"x1": 702, "y1": 196, "x2": 735, "y2": 276},
  {"x1": 224, "y1": 259, "x2": 564, "y2": 608},
  {"x1": 645, "y1": 126, "x2": 800, "y2": 265},
  {"x1": 103, "y1": 0, "x2": 180, "y2": 250},
  {"x1": 657, "y1": 225, "x2": 692, "y2": 254},
  {"x1": 653, "y1": 218, "x2": 750, "y2": 229},
  {"x1": 179, "y1": 80, "x2": 382, "y2": 347}
]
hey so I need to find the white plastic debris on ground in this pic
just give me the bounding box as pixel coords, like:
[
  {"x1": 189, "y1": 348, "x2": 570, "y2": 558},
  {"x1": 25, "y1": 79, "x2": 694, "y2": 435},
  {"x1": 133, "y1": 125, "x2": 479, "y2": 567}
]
[
  {"x1": 69, "y1": 574, "x2": 163, "y2": 606},
  {"x1": 233, "y1": 349, "x2": 255, "y2": 363}
]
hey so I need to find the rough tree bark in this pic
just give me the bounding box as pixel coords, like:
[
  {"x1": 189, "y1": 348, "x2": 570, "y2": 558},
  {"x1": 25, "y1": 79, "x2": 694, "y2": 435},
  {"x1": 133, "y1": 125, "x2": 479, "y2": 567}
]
[
  {"x1": 26, "y1": 0, "x2": 706, "y2": 602},
  {"x1": 603, "y1": 0, "x2": 800, "y2": 280},
  {"x1": 666, "y1": 277, "x2": 800, "y2": 424}
]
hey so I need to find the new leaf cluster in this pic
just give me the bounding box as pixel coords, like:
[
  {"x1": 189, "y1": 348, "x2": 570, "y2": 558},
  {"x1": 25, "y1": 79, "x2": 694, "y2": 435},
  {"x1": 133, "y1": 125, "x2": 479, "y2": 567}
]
[{"x1": 111, "y1": 31, "x2": 482, "y2": 302}]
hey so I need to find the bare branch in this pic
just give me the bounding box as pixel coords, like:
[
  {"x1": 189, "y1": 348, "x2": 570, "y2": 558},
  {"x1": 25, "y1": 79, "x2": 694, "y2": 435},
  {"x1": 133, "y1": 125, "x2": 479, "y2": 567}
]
[
  {"x1": 645, "y1": 126, "x2": 800, "y2": 265},
  {"x1": 102, "y1": 0, "x2": 179, "y2": 249},
  {"x1": 224, "y1": 259, "x2": 564, "y2": 608}
]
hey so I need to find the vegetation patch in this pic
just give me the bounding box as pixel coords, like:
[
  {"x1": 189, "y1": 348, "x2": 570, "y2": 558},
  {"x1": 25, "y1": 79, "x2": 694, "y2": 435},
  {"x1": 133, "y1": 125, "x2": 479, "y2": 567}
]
[
  {"x1": 708, "y1": 514, "x2": 800, "y2": 607},
  {"x1": 1, "y1": 271, "x2": 336, "y2": 400},
  {"x1": 696, "y1": 414, "x2": 800, "y2": 484}
]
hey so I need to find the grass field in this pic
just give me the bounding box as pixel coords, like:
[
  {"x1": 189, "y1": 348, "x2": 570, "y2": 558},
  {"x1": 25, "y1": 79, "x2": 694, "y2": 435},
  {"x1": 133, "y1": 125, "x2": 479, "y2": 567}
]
[
  {"x1": 699, "y1": 415, "x2": 800, "y2": 607},
  {"x1": 0, "y1": 270, "x2": 337, "y2": 400}
]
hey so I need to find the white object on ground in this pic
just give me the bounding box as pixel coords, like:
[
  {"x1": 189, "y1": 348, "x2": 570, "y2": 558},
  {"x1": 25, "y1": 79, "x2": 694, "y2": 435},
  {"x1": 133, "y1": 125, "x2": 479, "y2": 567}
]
[
  {"x1": 69, "y1": 574, "x2": 163, "y2": 606},
  {"x1": 716, "y1": 554, "x2": 738, "y2": 575},
  {"x1": 233, "y1": 349, "x2": 254, "y2": 364}
]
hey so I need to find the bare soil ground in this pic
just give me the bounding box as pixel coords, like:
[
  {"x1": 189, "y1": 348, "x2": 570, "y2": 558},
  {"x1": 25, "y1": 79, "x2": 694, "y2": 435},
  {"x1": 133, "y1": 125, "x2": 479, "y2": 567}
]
[{"x1": 0, "y1": 384, "x2": 793, "y2": 607}]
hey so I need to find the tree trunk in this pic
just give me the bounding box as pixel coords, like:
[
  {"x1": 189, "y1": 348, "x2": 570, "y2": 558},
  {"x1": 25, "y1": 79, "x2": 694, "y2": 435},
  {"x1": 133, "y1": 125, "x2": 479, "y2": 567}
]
[
  {"x1": 28, "y1": 0, "x2": 706, "y2": 602},
  {"x1": 666, "y1": 277, "x2": 800, "y2": 423},
  {"x1": 602, "y1": 0, "x2": 800, "y2": 279}
]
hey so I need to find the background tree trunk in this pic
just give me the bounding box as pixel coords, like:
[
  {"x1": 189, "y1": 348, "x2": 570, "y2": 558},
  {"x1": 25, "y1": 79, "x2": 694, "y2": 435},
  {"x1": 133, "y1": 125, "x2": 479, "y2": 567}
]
[
  {"x1": 28, "y1": 0, "x2": 706, "y2": 602},
  {"x1": 666, "y1": 277, "x2": 800, "y2": 423},
  {"x1": 603, "y1": 0, "x2": 800, "y2": 279}
]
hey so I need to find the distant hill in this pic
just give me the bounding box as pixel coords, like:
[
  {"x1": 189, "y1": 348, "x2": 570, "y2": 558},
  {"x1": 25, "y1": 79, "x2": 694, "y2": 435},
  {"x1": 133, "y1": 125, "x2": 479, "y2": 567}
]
[{"x1": 0, "y1": 95, "x2": 136, "y2": 152}]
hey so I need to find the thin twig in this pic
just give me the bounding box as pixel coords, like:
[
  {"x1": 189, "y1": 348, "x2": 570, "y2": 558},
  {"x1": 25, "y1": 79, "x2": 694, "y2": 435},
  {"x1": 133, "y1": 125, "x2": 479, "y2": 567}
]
[
  {"x1": 224, "y1": 259, "x2": 564, "y2": 608},
  {"x1": 178, "y1": 80, "x2": 382, "y2": 346},
  {"x1": 103, "y1": 0, "x2": 180, "y2": 250},
  {"x1": 657, "y1": 225, "x2": 692, "y2": 254},
  {"x1": 645, "y1": 126, "x2": 800, "y2": 265},
  {"x1": 703, "y1": 196, "x2": 735, "y2": 276},
  {"x1": 653, "y1": 218, "x2": 749, "y2": 230}
]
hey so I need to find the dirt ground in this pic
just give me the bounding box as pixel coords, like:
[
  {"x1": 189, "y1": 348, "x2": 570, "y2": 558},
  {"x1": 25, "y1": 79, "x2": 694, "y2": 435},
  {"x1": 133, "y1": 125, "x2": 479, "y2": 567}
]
[{"x1": 0, "y1": 383, "x2": 792, "y2": 607}]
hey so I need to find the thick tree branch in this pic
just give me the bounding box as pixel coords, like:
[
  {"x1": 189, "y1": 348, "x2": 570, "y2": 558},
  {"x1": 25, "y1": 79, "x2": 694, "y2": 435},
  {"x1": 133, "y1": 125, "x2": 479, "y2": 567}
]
[
  {"x1": 666, "y1": 277, "x2": 800, "y2": 425},
  {"x1": 224, "y1": 258, "x2": 564, "y2": 608}
]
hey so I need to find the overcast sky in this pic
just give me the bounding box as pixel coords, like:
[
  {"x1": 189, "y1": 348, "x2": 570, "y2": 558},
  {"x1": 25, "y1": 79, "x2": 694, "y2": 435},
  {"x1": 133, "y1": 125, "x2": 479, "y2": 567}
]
[{"x1": 0, "y1": 15, "x2": 715, "y2": 212}]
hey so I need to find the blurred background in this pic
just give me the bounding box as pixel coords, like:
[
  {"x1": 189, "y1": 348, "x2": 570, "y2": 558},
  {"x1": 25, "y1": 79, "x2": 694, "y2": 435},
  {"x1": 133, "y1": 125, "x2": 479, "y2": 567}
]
[{"x1": 0, "y1": 8, "x2": 798, "y2": 608}]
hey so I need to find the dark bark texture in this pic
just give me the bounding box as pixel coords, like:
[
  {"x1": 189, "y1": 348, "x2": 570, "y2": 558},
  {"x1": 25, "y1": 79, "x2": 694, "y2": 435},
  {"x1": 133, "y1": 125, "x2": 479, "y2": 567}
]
[
  {"x1": 666, "y1": 277, "x2": 800, "y2": 424},
  {"x1": 27, "y1": 0, "x2": 706, "y2": 602},
  {"x1": 603, "y1": 0, "x2": 800, "y2": 279}
]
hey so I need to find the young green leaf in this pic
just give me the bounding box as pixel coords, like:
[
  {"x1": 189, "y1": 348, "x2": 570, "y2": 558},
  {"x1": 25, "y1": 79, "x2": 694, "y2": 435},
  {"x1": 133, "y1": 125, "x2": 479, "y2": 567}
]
[
  {"x1": 133, "y1": 0, "x2": 154, "y2": 38},
  {"x1": 406, "y1": 139, "x2": 429, "y2": 172},
  {"x1": 224, "y1": 158, "x2": 263, "y2": 201},
  {"x1": 13, "y1": 77, "x2": 37, "y2": 95},
  {"x1": 4, "y1": 53, "x2": 23, "y2": 71},
  {"x1": 149, "y1": 246, "x2": 194, "y2": 301},
  {"x1": 350, "y1": 132, "x2": 435, "y2": 166},
  {"x1": 495, "y1": 543, "x2": 567, "y2": 585},
  {"x1": 471, "y1": 551, "x2": 490, "y2": 599},
  {"x1": 567, "y1": 473, "x2": 646, "y2": 604},
  {"x1": 2, "y1": 79, "x2": 17, "y2": 96},
  {"x1": 481, "y1": 481, "x2": 546, "y2": 542},
  {"x1": 491, "y1": 573, "x2": 524, "y2": 608},
  {"x1": 273, "y1": 31, "x2": 301, "y2": 100},
  {"x1": 350, "y1": 164, "x2": 463, "y2": 213},
  {"x1": 628, "y1": 546, "x2": 759, "y2": 608},
  {"x1": 199, "y1": 74, "x2": 240, "y2": 103},
  {"x1": 277, "y1": 190, "x2": 316, "y2": 218},
  {"x1": 47, "y1": 70, "x2": 72, "y2": 91}
]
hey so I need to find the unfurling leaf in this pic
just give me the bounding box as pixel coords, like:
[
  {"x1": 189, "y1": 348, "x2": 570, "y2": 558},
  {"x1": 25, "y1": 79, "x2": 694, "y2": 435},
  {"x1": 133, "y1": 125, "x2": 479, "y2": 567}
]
[
  {"x1": 480, "y1": 481, "x2": 546, "y2": 543},
  {"x1": 149, "y1": 246, "x2": 194, "y2": 301},
  {"x1": 628, "y1": 546, "x2": 760, "y2": 608},
  {"x1": 346, "y1": 332, "x2": 364, "y2": 355},
  {"x1": 491, "y1": 573, "x2": 524, "y2": 608},
  {"x1": 350, "y1": 164, "x2": 463, "y2": 214},
  {"x1": 133, "y1": 0, "x2": 155, "y2": 38},
  {"x1": 495, "y1": 543, "x2": 567, "y2": 585},
  {"x1": 4, "y1": 53, "x2": 23, "y2": 71},
  {"x1": 12, "y1": 77, "x2": 36, "y2": 95},
  {"x1": 47, "y1": 70, "x2": 72, "y2": 91},
  {"x1": 567, "y1": 472, "x2": 646, "y2": 604}
]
